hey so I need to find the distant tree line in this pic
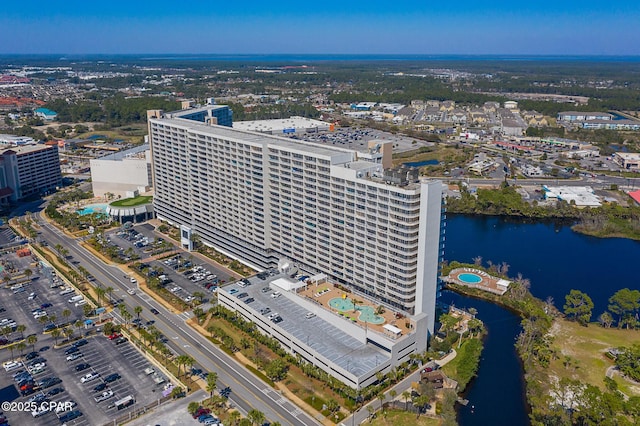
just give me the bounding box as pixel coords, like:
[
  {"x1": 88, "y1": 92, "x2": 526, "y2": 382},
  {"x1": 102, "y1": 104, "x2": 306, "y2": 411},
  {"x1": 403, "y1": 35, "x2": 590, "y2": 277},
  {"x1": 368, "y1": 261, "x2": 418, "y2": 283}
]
[{"x1": 44, "y1": 95, "x2": 179, "y2": 125}]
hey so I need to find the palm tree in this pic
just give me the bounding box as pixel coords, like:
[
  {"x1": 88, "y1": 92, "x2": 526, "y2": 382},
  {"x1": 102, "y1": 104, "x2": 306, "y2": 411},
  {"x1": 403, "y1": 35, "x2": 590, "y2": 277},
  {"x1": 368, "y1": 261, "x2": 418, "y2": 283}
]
[
  {"x1": 183, "y1": 356, "x2": 194, "y2": 379},
  {"x1": 51, "y1": 328, "x2": 61, "y2": 345},
  {"x1": 402, "y1": 391, "x2": 411, "y2": 410},
  {"x1": 23, "y1": 268, "x2": 32, "y2": 279},
  {"x1": 122, "y1": 310, "x2": 132, "y2": 327},
  {"x1": 414, "y1": 395, "x2": 430, "y2": 418},
  {"x1": 206, "y1": 372, "x2": 218, "y2": 400},
  {"x1": 176, "y1": 355, "x2": 189, "y2": 378},
  {"x1": 106, "y1": 286, "x2": 114, "y2": 304},
  {"x1": 366, "y1": 405, "x2": 375, "y2": 421},
  {"x1": 15, "y1": 324, "x2": 26, "y2": 340},
  {"x1": 227, "y1": 411, "x2": 241, "y2": 426},
  {"x1": 134, "y1": 305, "x2": 143, "y2": 321},
  {"x1": 62, "y1": 308, "x2": 72, "y2": 323},
  {"x1": 247, "y1": 409, "x2": 266, "y2": 426},
  {"x1": 193, "y1": 291, "x2": 205, "y2": 304},
  {"x1": 26, "y1": 334, "x2": 37, "y2": 352},
  {"x1": 16, "y1": 341, "x2": 26, "y2": 357},
  {"x1": 187, "y1": 401, "x2": 200, "y2": 416},
  {"x1": 95, "y1": 287, "x2": 106, "y2": 305},
  {"x1": 63, "y1": 327, "x2": 74, "y2": 340},
  {"x1": 377, "y1": 391, "x2": 386, "y2": 410}
]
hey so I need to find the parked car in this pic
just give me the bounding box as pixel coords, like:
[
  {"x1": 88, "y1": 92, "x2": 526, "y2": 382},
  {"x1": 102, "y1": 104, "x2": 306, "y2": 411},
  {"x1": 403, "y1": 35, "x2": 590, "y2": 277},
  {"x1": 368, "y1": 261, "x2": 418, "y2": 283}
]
[
  {"x1": 93, "y1": 383, "x2": 108, "y2": 393},
  {"x1": 94, "y1": 390, "x2": 114, "y2": 402},
  {"x1": 80, "y1": 372, "x2": 100, "y2": 383},
  {"x1": 75, "y1": 363, "x2": 90, "y2": 372},
  {"x1": 66, "y1": 352, "x2": 82, "y2": 362},
  {"x1": 104, "y1": 373, "x2": 121, "y2": 383}
]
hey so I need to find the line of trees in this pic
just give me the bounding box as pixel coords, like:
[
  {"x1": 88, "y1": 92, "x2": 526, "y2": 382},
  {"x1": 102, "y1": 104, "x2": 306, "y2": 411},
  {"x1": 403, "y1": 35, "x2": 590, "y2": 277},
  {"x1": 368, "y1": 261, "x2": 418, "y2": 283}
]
[{"x1": 562, "y1": 288, "x2": 640, "y2": 329}]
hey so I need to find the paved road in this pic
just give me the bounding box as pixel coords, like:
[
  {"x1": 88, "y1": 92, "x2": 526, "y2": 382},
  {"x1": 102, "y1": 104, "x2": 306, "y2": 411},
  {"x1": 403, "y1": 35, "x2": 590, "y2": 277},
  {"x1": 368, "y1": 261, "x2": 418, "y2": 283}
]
[{"x1": 33, "y1": 215, "x2": 319, "y2": 426}]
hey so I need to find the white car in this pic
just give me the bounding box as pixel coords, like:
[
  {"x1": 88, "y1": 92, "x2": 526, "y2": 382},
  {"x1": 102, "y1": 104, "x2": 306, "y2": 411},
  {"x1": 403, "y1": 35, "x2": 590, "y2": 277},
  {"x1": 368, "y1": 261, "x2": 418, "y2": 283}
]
[
  {"x1": 94, "y1": 389, "x2": 114, "y2": 402},
  {"x1": 28, "y1": 292, "x2": 37, "y2": 300},
  {"x1": 33, "y1": 311, "x2": 47, "y2": 319},
  {"x1": 66, "y1": 353, "x2": 82, "y2": 362},
  {"x1": 28, "y1": 364, "x2": 46, "y2": 374},
  {"x1": 127, "y1": 288, "x2": 135, "y2": 295},
  {"x1": 80, "y1": 372, "x2": 99, "y2": 383}
]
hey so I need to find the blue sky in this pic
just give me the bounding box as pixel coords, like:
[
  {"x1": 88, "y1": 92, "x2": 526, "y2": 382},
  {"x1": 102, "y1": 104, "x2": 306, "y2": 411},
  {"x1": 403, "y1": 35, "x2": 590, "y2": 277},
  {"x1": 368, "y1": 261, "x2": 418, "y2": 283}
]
[{"x1": 1, "y1": 0, "x2": 639, "y2": 55}]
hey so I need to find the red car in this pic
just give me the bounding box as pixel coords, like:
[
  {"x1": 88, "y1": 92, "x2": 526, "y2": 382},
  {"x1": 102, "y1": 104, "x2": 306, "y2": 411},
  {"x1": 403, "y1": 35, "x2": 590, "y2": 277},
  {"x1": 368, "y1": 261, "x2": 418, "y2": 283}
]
[
  {"x1": 107, "y1": 333, "x2": 122, "y2": 340},
  {"x1": 192, "y1": 407, "x2": 211, "y2": 419}
]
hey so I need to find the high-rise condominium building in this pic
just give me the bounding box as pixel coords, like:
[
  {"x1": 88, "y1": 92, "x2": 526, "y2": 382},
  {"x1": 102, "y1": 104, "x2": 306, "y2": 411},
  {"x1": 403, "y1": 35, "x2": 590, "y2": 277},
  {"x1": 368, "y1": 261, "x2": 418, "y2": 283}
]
[
  {"x1": 0, "y1": 144, "x2": 62, "y2": 205},
  {"x1": 148, "y1": 105, "x2": 443, "y2": 335}
]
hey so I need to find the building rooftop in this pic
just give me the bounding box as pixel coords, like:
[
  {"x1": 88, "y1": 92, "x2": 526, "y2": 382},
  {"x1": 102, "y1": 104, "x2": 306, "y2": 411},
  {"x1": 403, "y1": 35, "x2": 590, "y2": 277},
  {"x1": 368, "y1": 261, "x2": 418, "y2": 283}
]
[
  {"x1": 232, "y1": 117, "x2": 330, "y2": 132},
  {"x1": 157, "y1": 115, "x2": 356, "y2": 158},
  {"x1": 95, "y1": 144, "x2": 149, "y2": 161},
  {"x1": 1, "y1": 144, "x2": 53, "y2": 155},
  {"x1": 223, "y1": 273, "x2": 393, "y2": 377}
]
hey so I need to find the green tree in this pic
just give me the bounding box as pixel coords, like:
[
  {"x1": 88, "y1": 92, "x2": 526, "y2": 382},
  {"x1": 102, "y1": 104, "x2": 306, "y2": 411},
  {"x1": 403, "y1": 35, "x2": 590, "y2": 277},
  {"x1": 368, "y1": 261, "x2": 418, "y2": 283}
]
[
  {"x1": 414, "y1": 395, "x2": 430, "y2": 418},
  {"x1": 402, "y1": 391, "x2": 411, "y2": 410},
  {"x1": 134, "y1": 305, "x2": 143, "y2": 321},
  {"x1": 608, "y1": 288, "x2": 640, "y2": 328},
  {"x1": 264, "y1": 359, "x2": 288, "y2": 381},
  {"x1": 247, "y1": 409, "x2": 266, "y2": 426},
  {"x1": 15, "y1": 324, "x2": 26, "y2": 339},
  {"x1": 563, "y1": 289, "x2": 594, "y2": 325},
  {"x1": 51, "y1": 328, "x2": 61, "y2": 345},
  {"x1": 206, "y1": 372, "x2": 218, "y2": 400},
  {"x1": 187, "y1": 401, "x2": 200, "y2": 415},
  {"x1": 26, "y1": 334, "x2": 37, "y2": 352}
]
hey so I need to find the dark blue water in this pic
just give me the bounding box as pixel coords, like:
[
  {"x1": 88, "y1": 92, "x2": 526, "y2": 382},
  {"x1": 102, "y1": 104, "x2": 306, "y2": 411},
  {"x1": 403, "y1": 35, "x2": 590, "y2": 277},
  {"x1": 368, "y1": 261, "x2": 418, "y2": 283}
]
[
  {"x1": 445, "y1": 215, "x2": 640, "y2": 316},
  {"x1": 440, "y1": 291, "x2": 527, "y2": 426},
  {"x1": 443, "y1": 214, "x2": 640, "y2": 425},
  {"x1": 404, "y1": 159, "x2": 439, "y2": 167}
]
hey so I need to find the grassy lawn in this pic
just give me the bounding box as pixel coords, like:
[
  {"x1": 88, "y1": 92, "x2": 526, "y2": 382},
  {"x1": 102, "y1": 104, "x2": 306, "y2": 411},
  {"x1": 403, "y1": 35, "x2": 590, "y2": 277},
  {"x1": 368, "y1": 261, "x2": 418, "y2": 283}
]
[
  {"x1": 109, "y1": 195, "x2": 153, "y2": 207},
  {"x1": 548, "y1": 318, "x2": 640, "y2": 396},
  {"x1": 369, "y1": 410, "x2": 441, "y2": 426}
]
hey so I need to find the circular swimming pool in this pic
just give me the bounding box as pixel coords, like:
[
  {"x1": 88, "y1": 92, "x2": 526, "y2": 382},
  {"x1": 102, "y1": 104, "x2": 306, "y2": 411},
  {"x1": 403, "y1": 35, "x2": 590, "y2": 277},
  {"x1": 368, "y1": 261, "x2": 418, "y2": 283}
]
[{"x1": 458, "y1": 273, "x2": 483, "y2": 284}]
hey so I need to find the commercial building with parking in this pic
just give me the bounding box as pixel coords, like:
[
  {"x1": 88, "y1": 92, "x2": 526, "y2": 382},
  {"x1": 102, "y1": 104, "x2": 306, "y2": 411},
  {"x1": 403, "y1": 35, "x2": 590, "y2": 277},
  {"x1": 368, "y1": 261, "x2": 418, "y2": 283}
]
[{"x1": 148, "y1": 104, "x2": 444, "y2": 387}]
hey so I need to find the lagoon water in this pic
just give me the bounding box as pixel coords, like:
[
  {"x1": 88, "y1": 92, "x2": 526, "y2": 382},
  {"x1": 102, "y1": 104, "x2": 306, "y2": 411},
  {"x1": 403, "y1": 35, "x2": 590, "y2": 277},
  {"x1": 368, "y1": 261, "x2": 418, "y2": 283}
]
[{"x1": 443, "y1": 214, "x2": 640, "y2": 425}]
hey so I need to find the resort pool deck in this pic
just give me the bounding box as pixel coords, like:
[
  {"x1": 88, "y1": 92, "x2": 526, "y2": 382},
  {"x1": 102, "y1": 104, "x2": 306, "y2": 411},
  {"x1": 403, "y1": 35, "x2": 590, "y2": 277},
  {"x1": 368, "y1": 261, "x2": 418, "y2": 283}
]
[
  {"x1": 329, "y1": 297, "x2": 385, "y2": 324},
  {"x1": 77, "y1": 203, "x2": 108, "y2": 216},
  {"x1": 444, "y1": 268, "x2": 512, "y2": 296}
]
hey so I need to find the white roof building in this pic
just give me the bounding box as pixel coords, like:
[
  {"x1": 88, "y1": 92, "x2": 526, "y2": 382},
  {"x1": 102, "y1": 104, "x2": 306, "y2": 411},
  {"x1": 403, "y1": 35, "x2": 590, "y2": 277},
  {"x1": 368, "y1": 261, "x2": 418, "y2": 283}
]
[
  {"x1": 232, "y1": 117, "x2": 331, "y2": 135},
  {"x1": 543, "y1": 185, "x2": 601, "y2": 207}
]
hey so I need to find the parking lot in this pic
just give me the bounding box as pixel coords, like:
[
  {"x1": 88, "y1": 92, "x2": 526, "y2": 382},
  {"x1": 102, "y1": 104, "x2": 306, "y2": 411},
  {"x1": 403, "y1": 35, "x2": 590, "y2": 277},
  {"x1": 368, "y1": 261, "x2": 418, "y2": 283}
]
[
  {"x1": 301, "y1": 127, "x2": 431, "y2": 153},
  {"x1": 106, "y1": 224, "x2": 233, "y2": 305},
  {"x1": 0, "y1": 250, "x2": 167, "y2": 426}
]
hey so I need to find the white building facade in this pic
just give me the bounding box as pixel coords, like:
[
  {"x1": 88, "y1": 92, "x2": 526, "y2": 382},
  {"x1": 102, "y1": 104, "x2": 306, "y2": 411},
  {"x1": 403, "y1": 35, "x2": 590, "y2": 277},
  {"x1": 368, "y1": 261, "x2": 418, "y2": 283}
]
[
  {"x1": 149, "y1": 106, "x2": 443, "y2": 340},
  {"x1": 90, "y1": 144, "x2": 152, "y2": 198}
]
